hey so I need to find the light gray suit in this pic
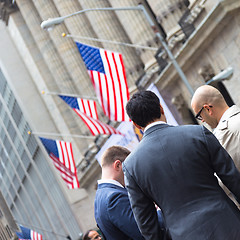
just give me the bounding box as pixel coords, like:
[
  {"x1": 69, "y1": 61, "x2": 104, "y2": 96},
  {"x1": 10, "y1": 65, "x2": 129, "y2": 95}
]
[
  {"x1": 214, "y1": 105, "x2": 240, "y2": 207},
  {"x1": 214, "y1": 105, "x2": 240, "y2": 169},
  {"x1": 123, "y1": 124, "x2": 240, "y2": 240}
]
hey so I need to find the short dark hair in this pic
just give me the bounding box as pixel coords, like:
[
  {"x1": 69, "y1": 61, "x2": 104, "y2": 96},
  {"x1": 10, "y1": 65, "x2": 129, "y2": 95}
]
[
  {"x1": 101, "y1": 146, "x2": 130, "y2": 167},
  {"x1": 126, "y1": 90, "x2": 161, "y2": 127},
  {"x1": 82, "y1": 230, "x2": 92, "y2": 240}
]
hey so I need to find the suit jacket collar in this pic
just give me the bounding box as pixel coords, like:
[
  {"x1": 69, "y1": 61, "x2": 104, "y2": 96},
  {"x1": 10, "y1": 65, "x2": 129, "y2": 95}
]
[
  {"x1": 220, "y1": 105, "x2": 240, "y2": 121},
  {"x1": 98, "y1": 179, "x2": 124, "y2": 188},
  {"x1": 143, "y1": 123, "x2": 169, "y2": 139},
  {"x1": 97, "y1": 182, "x2": 127, "y2": 191},
  {"x1": 144, "y1": 121, "x2": 167, "y2": 132},
  {"x1": 215, "y1": 105, "x2": 240, "y2": 130}
]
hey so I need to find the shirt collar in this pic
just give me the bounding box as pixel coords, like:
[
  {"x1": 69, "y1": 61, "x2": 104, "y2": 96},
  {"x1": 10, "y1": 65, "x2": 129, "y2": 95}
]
[
  {"x1": 218, "y1": 105, "x2": 239, "y2": 123},
  {"x1": 144, "y1": 120, "x2": 167, "y2": 132},
  {"x1": 218, "y1": 107, "x2": 230, "y2": 123},
  {"x1": 97, "y1": 179, "x2": 124, "y2": 188}
]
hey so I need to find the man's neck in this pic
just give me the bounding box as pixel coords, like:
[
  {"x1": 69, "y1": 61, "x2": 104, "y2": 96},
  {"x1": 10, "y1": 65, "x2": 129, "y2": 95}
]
[
  {"x1": 98, "y1": 179, "x2": 124, "y2": 188},
  {"x1": 217, "y1": 106, "x2": 230, "y2": 123},
  {"x1": 144, "y1": 119, "x2": 166, "y2": 132}
]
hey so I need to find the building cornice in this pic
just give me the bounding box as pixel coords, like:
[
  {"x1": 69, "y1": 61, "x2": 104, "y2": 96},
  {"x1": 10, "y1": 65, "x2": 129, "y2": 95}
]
[{"x1": 155, "y1": 0, "x2": 240, "y2": 91}]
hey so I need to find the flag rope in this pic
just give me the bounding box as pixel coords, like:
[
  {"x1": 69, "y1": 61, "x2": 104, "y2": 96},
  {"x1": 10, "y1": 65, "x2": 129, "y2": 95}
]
[
  {"x1": 41, "y1": 90, "x2": 98, "y2": 100},
  {"x1": 28, "y1": 131, "x2": 96, "y2": 139},
  {"x1": 63, "y1": 33, "x2": 158, "y2": 51}
]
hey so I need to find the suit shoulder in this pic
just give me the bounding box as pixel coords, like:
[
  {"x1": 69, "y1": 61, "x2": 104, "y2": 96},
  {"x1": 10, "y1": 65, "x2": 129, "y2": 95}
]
[
  {"x1": 97, "y1": 186, "x2": 127, "y2": 201},
  {"x1": 170, "y1": 124, "x2": 206, "y2": 134}
]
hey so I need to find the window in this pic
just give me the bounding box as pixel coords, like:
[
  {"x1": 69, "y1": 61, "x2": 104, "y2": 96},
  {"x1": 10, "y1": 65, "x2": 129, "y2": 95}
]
[
  {"x1": 0, "y1": 125, "x2": 5, "y2": 140},
  {"x1": 3, "y1": 112, "x2": 9, "y2": 128},
  {"x1": 9, "y1": 184, "x2": 15, "y2": 199},
  {"x1": 5, "y1": 225, "x2": 13, "y2": 238},
  {"x1": 13, "y1": 175, "x2": 20, "y2": 192},
  {"x1": 7, "y1": 93, "x2": 15, "y2": 112},
  {"x1": 27, "y1": 135, "x2": 38, "y2": 156},
  {"x1": 2, "y1": 84, "x2": 11, "y2": 105},
  {"x1": 3, "y1": 135, "x2": 11, "y2": 153},
  {"x1": 21, "y1": 150, "x2": 30, "y2": 170},
  {"x1": 17, "y1": 164, "x2": 25, "y2": 181},
  {"x1": 9, "y1": 151, "x2": 18, "y2": 168},
  {"x1": 0, "y1": 106, "x2": 5, "y2": 120},
  {"x1": 0, "y1": 70, "x2": 7, "y2": 95},
  {"x1": 12, "y1": 101, "x2": 22, "y2": 126},
  {"x1": 7, "y1": 120, "x2": 16, "y2": 140}
]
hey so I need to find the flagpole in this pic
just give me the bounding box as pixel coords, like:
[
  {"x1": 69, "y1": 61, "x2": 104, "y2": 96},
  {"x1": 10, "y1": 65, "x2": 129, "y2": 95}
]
[
  {"x1": 40, "y1": 5, "x2": 194, "y2": 96},
  {"x1": 41, "y1": 90, "x2": 98, "y2": 100},
  {"x1": 62, "y1": 33, "x2": 158, "y2": 51},
  {"x1": 28, "y1": 131, "x2": 97, "y2": 139},
  {"x1": 15, "y1": 220, "x2": 72, "y2": 239}
]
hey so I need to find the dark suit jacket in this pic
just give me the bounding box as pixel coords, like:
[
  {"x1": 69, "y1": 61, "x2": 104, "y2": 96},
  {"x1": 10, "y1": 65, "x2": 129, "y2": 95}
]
[
  {"x1": 94, "y1": 183, "x2": 144, "y2": 240},
  {"x1": 123, "y1": 124, "x2": 240, "y2": 240}
]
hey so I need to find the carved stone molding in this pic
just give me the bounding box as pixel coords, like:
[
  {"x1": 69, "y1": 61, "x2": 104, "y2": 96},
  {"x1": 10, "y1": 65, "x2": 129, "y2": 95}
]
[
  {"x1": 198, "y1": 63, "x2": 215, "y2": 82},
  {"x1": 0, "y1": 0, "x2": 18, "y2": 25},
  {"x1": 172, "y1": 93, "x2": 198, "y2": 125}
]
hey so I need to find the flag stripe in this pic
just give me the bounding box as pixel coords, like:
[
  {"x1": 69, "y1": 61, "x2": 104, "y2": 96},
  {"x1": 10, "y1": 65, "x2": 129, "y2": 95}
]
[
  {"x1": 102, "y1": 50, "x2": 118, "y2": 120},
  {"x1": 76, "y1": 109, "x2": 104, "y2": 135},
  {"x1": 109, "y1": 51, "x2": 122, "y2": 120},
  {"x1": 74, "y1": 109, "x2": 99, "y2": 135},
  {"x1": 17, "y1": 226, "x2": 42, "y2": 240},
  {"x1": 117, "y1": 53, "x2": 129, "y2": 120},
  {"x1": 76, "y1": 42, "x2": 130, "y2": 122},
  {"x1": 59, "y1": 86, "x2": 122, "y2": 136},
  {"x1": 74, "y1": 109, "x2": 122, "y2": 136},
  {"x1": 77, "y1": 98, "x2": 98, "y2": 120},
  {"x1": 60, "y1": 95, "x2": 98, "y2": 120},
  {"x1": 111, "y1": 51, "x2": 125, "y2": 120},
  {"x1": 40, "y1": 137, "x2": 79, "y2": 189},
  {"x1": 50, "y1": 154, "x2": 75, "y2": 177}
]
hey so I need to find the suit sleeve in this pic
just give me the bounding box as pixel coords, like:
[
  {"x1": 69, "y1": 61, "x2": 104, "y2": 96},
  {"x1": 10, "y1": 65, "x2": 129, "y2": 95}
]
[
  {"x1": 203, "y1": 126, "x2": 240, "y2": 202},
  {"x1": 107, "y1": 190, "x2": 145, "y2": 240},
  {"x1": 123, "y1": 163, "x2": 164, "y2": 240}
]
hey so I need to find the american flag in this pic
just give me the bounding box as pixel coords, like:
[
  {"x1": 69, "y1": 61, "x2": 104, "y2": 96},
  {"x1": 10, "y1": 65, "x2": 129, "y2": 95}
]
[
  {"x1": 59, "y1": 95, "x2": 98, "y2": 119},
  {"x1": 60, "y1": 95, "x2": 122, "y2": 136},
  {"x1": 76, "y1": 110, "x2": 122, "y2": 136},
  {"x1": 40, "y1": 137, "x2": 79, "y2": 189},
  {"x1": 76, "y1": 42, "x2": 130, "y2": 122},
  {"x1": 16, "y1": 226, "x2": 42, "y2": 240}
]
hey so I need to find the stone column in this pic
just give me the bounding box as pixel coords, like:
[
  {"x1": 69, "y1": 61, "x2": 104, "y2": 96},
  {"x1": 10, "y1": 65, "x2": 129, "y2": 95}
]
[
  {"x1": 35, "y1": 0, "x2": 99, "y2": 97},
  {"x1": 78, "y1": 0, "x2": 145, "y2": 87},
  {"x1": 52, "y1": 0, "x2": 102, "y2": 48},
  {"x1": 31, "y1": 0, "x2": 92, "y2": 97},
  {"x1": 109, "y1": 0, "x2": 160, "y2": 69},
  {"x1": 50, "y1": 0, "x2": 110, "y2": 124},
  {"x1": 15, "y1": 0, "x2": 91, "y2": 153},
  {"x1": 16, "y1": 0, "x2": 79, "y2": 94}
]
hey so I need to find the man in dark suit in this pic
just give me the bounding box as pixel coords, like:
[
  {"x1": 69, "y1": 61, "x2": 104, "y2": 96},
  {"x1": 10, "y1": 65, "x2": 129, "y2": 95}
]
[
  {"x1": 95, "y1": 146, "x2": 166, "y2": 240},
  {"x1": 123, "y1": 90, "x2": 240, "y2": 240},
  {"x1": 94, "y1": 146, "x2": 145, "y2": 240}
]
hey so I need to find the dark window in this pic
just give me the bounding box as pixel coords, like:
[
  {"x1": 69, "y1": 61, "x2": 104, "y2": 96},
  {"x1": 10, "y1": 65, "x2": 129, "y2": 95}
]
[{"x1": 12, "y1": 101, "x2": 22, "y2": 126}]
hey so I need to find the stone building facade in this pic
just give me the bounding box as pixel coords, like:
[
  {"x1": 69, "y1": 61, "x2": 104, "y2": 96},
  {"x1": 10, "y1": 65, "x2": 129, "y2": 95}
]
[{"x1": 0, "y1": 0, "x2": 239, "y2": 238}]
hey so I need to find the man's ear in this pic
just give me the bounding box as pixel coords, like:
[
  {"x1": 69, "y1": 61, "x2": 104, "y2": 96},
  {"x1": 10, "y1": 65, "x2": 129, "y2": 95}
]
[
  {"x1": 160, "y1": 104, "x2": 165, "y2": 115},
  {"x1": 113, "y1": 160, "x2": 122, "y2": 171},
  {"x1": 203, "y1": 104, "x2": 213, "y2": 115}
]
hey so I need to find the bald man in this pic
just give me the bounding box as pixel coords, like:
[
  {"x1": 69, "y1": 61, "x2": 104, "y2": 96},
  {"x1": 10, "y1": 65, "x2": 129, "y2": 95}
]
[
  {"x1": 191, "y1": 85, "x2": 240, "y2": 165},
  {"x1": 191, "y1": 85, "x2": 240, "y2": 204}
]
